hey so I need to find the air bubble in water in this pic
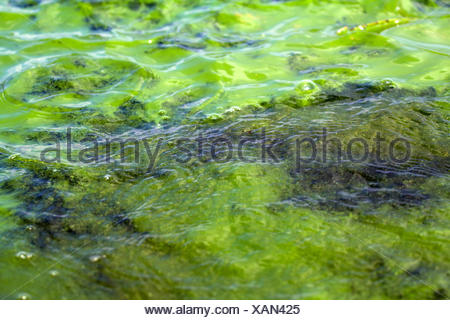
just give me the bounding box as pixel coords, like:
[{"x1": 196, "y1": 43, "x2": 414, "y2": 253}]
[
  {"x1": 49, "y1": 270, "x2": 59, "y2": 277},
  {"x1": 17, "y1": 293, "x2": 31, "y2": 300},
  {"x1": 16, "y1": 251, "x2": 33, "y2": 260}
]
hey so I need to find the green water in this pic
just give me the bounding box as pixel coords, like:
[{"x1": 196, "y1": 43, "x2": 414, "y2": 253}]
[{"x1": 0, "y1": 0, "x2": 449, "y2": 299}]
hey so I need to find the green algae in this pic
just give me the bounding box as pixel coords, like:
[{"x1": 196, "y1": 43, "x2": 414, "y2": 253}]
[
  {"x1": 0, "y1": 0, "x2": 449, "y2": 300},
  {"x1": 3, "y1": 55, "x2": 155, "y2": 109}
]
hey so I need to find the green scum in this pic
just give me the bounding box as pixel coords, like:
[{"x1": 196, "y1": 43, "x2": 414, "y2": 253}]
[{"x1": 0, "y1": 0, "x2": 448, "y2": 299}]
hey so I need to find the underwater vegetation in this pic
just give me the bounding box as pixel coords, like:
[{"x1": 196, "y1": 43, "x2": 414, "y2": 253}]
[{"x1": 0, "y1": 0, "x2": 449, "y2": 299}]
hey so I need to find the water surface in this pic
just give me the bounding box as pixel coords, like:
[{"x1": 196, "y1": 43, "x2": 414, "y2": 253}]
[{"x1": 0, "y1": 0, "x2": 449, "y2": 299}]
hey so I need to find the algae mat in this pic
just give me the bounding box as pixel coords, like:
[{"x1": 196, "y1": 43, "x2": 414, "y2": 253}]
[{"x1": 0, "y1": 0, "x2": 449, "y2": 299}]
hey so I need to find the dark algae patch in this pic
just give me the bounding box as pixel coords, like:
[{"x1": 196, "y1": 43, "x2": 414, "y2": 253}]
[
  {"x1": 0, "y1": 0, "x2": 449, "y2": 299},
  {"x1": 8, "y1": 0, "x2": 41, "y2": 8}
]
